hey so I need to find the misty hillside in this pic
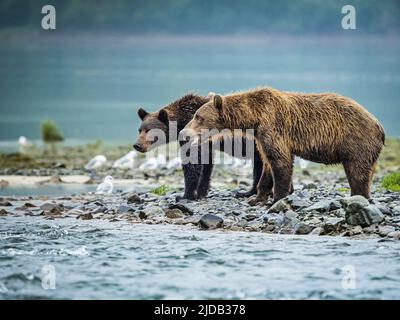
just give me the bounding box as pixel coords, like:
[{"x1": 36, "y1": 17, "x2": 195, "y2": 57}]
[{"x1": 0, "y1": 0, "x2": 399, "y2": 35}]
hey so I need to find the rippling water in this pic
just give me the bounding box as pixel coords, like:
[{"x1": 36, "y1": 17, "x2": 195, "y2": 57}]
[
  {"x1": 1, "y1": 36, "x2": 400, "y2": 144},
  {"x1": 1, "y1": 216, "x2": 400, "y2": 299}
]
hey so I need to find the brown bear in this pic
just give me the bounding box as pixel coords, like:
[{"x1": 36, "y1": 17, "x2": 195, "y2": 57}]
[
  {"x1": 182, "y1": 87, "x2": 385, "y2": 203},
  {"x1": 133, "y1": 94, "x2": 267, "y2": 200}
]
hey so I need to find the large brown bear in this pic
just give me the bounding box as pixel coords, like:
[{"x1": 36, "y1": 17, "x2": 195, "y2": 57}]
[
  {"x1": 182, "y1": 87, "x2": 385, "y2": 203},
  {"x1": 133, "y1": 94, "x2": 267, "y2": 200}
]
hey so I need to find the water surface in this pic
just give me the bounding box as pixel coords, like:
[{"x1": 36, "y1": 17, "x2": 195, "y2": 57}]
[
  {"x1": 1, "y1": 216, "x2": 399, "y2": 299},
  {"x1": 0, "y1": 36, "x2": 399, "y2": 144}
]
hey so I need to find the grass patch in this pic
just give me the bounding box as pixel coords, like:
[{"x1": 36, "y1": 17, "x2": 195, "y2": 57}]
[
  {"x1": 150, "y1": 185, "x2": 170, "y2": 196},
  {"x1": 336, "y1": 187, "x2": 350, "y2": 193},
  {"x1": 41, "y1": 120, "x2": 64, "y2": 143},
  {"x1": 381, "y1": 172, "x2": 400, "y2": 192}
]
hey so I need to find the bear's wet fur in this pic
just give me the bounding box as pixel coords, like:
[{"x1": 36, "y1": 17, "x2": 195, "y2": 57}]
[
  {"x1": 134, "y1": 94, "x2": 265, "y2": 200},
  {"x1": 184, "y1": 87, "x2": 385, "y2": 203}
]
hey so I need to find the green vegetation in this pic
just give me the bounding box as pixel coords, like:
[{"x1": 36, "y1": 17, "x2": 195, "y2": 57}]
[
  {"x1": 41, "y1": 120, "x2": 64, "y2": 144},
  {"x1": 0, "y1": 0, "x2": 399, "y2": 35},
  {"x1": 336, "y1": 187, "x2": 350, "y2": 193},
  {"x1": 381, "y1": 172, "x2": 400, "y2": 192},
  {"x1": 150, "y1": 185, "x2": 171, "y2": 196}
]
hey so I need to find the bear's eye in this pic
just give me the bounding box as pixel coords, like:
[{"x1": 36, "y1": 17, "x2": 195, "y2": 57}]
[{"x1": 195, "y1": 114, "x2": 203, "y2": 122}]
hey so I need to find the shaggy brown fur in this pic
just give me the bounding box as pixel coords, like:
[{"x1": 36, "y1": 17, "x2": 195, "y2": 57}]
[
  {"x1": 133, "y1": 94, "x2": 267, "y2": 200},
  {"x1": 183, "y1": 87, "x2": 385, "y2": 202}
]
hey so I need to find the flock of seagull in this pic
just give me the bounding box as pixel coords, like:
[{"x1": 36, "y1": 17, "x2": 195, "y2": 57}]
[{"x1": 17, "y1": 136, "x2": 309, "y2": 195}]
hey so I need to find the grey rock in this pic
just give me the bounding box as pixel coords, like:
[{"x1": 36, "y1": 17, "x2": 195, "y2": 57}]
[
  {"x1": 244, "y1": 213, "x2": 258, "y2": 221},
  {"x1": 290, "y1": 199, "x2": 312, "y2": 210},
  {"x1": 40, "y1": 202, "x2": 64, "y2": 211},
  {"x1": 127, "y1": 193, "x2": 143, "y2": 204},
  {"x1": 350, "y1": 225, "x2": 363, "y2": 235},
  {"x1": 236, "y1": 219, "x2": 248, "y2": 228},
  {"x1": 139, "y1": 206, "x2": 164, "y2": 219},
  {"x1": 283, "y1": 210, "x2": 300, "y2": 227},
  {"x1": 294, "y1": 222, "x2": 315, "y2": 235},
  {"x1": 0, "y1": 200, "x2": 12, "y2": 206},
  {"x1": 199, "y1": 214, "x2": 223, "y2": 229},
  {"x1": 77, "y1": 212, "x2": 93, "y2": 220},
  {"x1": 374, "y1": 196, "x2": 392, "y2": 203},
  {"x1": 341, "y1": 195, "x2": 370, "y2": 209},
  {"x1": 182, "y1": 215, "x2": 201, "y2": 225},
  {"x1": 303, "y1": 182, "x2": 318, "y2": 190},
  {"x1": 44, "y1": 207, "x2": 63, "y2": 216},
  {"x1": 247, "y1": 219, "x2": 264, "y2": 231},
  {"x1": 378, "y1": 225, "x2": 396, "y2": 236},
  {"x1": 387, "y1": 231, "x2": 400, "y2": 239},
  {"x1": 165, "y1": 208, "x2": 184, "y2": 219},
  {"x1": 264, "y1": 213, "x2": 285, "y2": 226},
  {"x1": 345, "y1": 203, "x2": 384, "y2": 227},
  {"x1": 303, "y1": 200, "x2": 341, "y2": 213},
  {"x1": 309, "y1": 227, "x2": 324, "y2": 235},
  {"x1": 65, "y1": 208, "x2": 85, "y2": 216},
  {"x1": 374, "y1": 203, "x2": 392, "y2": 216},
  {"x1": 168, "y1": 203, "x2": 193, "y2": 216},
  {"x1": 117, "y1": 205, "x2": 135, "y2": 214},
  {"x1": 268, "y1": 199, "x2": 290, "y2": 213},
  {"x1": 391, "y1": 206, "x2": 400, "y2": 216},
  {"x1": 323, "y1": 218, "x2": 344, "y2": 233}
]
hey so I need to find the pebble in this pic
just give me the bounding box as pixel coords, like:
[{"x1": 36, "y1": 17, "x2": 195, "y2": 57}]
[
  {"x1": 199, "y1": 214, "x2": 223, "y2": 229},
  {"x1": 303, "y1": 199, "x2": 341, "y2": 213},
  {"x1": 77, "y1": 212, "x2": 93, "y2": 220},
  {"x1": 0, "y1": 200, "x2": 12, "y2": 206},
  {"x1": 309, "y1": 227, "x2": 323, "y2": 235},
  {"x1": 126, "y1": 193, "x2": 143, "y2": 204},
  {"x1": 165, "y1": 208, "x2": 184, "y2": 219},
  {"x1": 345, "y1": 203, "x2": 384, "y2": 227},
  {"x1": 268, "y1": 199, "x2": 290, "y2": 213},
  {"x1": 294, "y1": 222, "x2": 315, "y2": 235}
]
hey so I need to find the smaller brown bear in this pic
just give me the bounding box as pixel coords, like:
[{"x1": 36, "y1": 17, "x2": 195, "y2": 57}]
[
  {"x1": 132, "y1": 94, "x2": 267, "y2": 200},
  {"x1": 182, "y1": 87, "x2": 385, "y2": 203}
]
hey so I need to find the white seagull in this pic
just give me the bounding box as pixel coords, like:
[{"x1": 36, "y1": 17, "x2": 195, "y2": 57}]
[
  {"x1": 139, "y1": 154, "x2": 166, "y2": 171},
  {"x1": 85, "y1": 155, "x2": 107, "y2": 170},
  {"x1": 113, "y1": 151, "x2": 137, "y2": 169},
  {"x1": 95, "y1": 176, "x2": 114, "y2": 195},
  {"x1": 166, "y1": 156, "x2": 182, "y2": 171},
  {"x1": 18, "y1": 136, "x2": 31, "y2": 147}
]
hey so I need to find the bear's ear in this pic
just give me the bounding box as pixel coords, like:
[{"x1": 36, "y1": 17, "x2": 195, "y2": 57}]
[
  {"x1": 138, "y1": 108, "x2": 149, "y2": 121},
  {"x1": 214, "y1": 95, "x2": 223, "y2": 111},
  {"x1": 158, "y1": 109, "x2": 169, "y2": 125}
]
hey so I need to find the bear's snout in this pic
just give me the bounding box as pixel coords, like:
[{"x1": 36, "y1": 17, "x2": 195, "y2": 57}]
[{"x1": 133, "y1": 143, "x2": 144, "y2": 152}]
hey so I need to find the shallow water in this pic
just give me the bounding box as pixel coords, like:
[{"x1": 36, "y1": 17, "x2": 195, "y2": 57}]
[
  {"x1": 0, "y1": 184, "x2": 151, "y2": 197},
  {"x1": 0, "y1": 36, "x2": 400, "y2": 144},
  {"x1": 1, "y1": 216, "x2": 399, "y2": 299}
]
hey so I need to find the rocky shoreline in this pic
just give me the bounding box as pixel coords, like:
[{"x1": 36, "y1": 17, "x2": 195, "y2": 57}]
[
  {"x1": 1, "y1": 141, "x2": 400, "y2": 240},
  {"x1": 1, "y1": 169, "x2": 400, "y2": 240}
]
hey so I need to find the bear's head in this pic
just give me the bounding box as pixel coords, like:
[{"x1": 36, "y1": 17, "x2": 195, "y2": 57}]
[
  {"x1": 181, "y1": 94, "x2": 227, "y2": 144},
  {"x1": 133, "y1": 108, "x2": 169, "y2": 153}
]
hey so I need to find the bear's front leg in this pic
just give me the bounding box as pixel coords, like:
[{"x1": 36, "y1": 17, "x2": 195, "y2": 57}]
[
  {"x1": 258, "y1": 137, "x2": 294, "y2": 204},
  {"x1": 197, "y1": 164, "x2": 214, "y2": 198},
  {"x1": 269, "y1": 154, "x2": 294, "y2": 203},
  {"x1": 235, "y1": 150, "x2": 263, "y2": 198},
  {"x1": 182, "y1": 163, "x2": 201, "y2": 200},
  {"x1": 248, "y1": 162, "x2": 273, "y2": 205}
]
